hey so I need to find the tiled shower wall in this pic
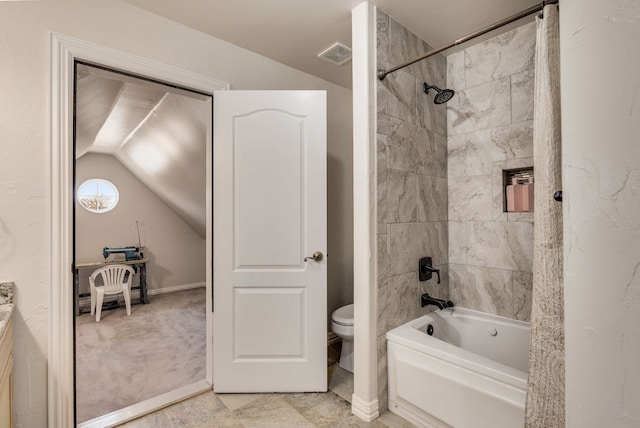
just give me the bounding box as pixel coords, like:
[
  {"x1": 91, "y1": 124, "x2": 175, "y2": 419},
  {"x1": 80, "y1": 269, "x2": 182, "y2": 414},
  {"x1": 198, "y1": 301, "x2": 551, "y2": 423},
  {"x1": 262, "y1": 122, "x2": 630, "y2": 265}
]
[
  {"x1": 446, "y1": 22, "x2": 536, "y2": 321},
  {"x1": 376, "y1": 11, "x2": 448, "y2": 411}
]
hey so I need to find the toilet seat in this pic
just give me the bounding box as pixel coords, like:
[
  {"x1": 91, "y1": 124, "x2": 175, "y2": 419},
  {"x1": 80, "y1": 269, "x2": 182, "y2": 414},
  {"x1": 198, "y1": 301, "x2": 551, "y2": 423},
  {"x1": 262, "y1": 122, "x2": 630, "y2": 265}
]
[{"x1": 332, "y1": 304, "x2": 354, "y2": 326}]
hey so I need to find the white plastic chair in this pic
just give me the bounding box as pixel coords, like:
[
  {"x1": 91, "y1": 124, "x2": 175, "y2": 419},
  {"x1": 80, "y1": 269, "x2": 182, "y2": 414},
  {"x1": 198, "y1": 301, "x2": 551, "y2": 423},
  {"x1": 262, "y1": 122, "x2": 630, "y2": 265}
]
[{"x1": 89, "y1": 264, "x2": 135, "y2": 322}]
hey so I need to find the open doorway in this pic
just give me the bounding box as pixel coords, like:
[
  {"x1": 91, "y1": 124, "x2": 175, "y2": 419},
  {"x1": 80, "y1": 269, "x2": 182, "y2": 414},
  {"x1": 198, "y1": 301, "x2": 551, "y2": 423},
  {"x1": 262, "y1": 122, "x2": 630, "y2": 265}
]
[{"x1": 72, "y1": 62, "x2": 211, "y2": 424}]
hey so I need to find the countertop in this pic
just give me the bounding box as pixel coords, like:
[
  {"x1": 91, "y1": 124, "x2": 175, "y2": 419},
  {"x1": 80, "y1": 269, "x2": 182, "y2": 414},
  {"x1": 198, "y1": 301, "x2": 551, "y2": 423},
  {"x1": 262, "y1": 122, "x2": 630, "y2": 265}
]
[{"x1": 0, "y1": 282, "x2": 14, "y2": 338}]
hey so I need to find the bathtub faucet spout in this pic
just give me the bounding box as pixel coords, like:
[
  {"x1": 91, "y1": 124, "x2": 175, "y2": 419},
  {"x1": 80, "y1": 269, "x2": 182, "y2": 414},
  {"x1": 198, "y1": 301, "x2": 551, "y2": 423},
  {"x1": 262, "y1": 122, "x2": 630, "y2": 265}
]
[{"x1": 421, "y1": 293, "x2": 455, "y2": 310}]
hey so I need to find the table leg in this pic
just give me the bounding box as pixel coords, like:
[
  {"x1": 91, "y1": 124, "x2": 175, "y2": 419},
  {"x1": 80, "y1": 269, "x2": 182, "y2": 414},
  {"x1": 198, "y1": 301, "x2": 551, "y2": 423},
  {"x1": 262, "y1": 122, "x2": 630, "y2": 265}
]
[{"x1": 140, "y1": 263, "x2": 149, "y2": 304}]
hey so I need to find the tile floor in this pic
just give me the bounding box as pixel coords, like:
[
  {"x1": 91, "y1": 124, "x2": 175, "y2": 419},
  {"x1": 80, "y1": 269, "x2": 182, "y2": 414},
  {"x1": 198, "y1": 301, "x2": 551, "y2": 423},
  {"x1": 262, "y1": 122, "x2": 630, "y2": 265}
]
[{"x1": 119, "y1": 365, "x2": 416, "y2": 428}]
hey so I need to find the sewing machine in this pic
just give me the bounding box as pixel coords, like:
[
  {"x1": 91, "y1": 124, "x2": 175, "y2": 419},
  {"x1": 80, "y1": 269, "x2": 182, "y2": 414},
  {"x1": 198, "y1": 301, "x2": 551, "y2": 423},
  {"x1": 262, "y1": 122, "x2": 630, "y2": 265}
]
[{"x1": 102, "y1": 246, "x2": 143, "y2": 261}]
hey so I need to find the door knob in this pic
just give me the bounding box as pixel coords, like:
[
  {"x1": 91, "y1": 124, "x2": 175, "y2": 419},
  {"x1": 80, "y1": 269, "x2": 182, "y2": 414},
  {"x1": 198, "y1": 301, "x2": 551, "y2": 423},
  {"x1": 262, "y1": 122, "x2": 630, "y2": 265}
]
[{"x1": 304, "y1": 251, "x2": 324, "y2": 262}]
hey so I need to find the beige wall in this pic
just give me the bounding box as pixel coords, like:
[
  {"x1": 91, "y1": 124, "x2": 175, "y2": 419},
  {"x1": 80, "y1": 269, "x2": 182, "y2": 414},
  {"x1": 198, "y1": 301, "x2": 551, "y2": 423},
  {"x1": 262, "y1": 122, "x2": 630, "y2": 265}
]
[
  {"x1": 0, "y1": 1, "x2": 352, "y2": 425},
  {"x1": 445, "y1": 23, "x2": 536, "y2": 322},
  {"x1": 561, "y1": 1, "x2": 640, "y2": 426},
  {"x1": 76, "y1": 154, "x2": 205, "y2": 294}
]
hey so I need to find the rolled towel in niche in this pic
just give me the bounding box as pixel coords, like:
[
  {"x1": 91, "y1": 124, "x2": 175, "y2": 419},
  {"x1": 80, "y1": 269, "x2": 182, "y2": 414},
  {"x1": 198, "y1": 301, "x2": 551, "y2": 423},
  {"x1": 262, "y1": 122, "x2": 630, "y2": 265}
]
[{"x1": 506, "y1": 177, "x2": 534, "y2": 212}]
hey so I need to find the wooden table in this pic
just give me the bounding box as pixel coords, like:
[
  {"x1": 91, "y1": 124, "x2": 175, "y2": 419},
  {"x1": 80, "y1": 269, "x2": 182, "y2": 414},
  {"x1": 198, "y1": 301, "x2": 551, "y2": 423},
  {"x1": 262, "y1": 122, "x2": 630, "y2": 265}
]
[{"x1": 74, "y1": 258, "x2": 150, "y2": 316}]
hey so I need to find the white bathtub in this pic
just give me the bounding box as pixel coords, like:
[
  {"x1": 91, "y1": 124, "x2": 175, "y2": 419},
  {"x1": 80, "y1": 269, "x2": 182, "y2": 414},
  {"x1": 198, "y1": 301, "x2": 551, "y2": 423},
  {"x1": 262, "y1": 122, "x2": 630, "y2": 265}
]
[{"x1": 386, "y1": 307, "x2": 530, "y2": 428}]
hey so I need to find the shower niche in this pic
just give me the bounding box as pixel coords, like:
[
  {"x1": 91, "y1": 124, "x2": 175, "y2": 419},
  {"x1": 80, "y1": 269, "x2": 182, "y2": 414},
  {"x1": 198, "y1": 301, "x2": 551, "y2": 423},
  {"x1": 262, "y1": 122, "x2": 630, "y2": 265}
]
[{"x1": 503, "y1": 167, "x2": 534, "y2": 212}]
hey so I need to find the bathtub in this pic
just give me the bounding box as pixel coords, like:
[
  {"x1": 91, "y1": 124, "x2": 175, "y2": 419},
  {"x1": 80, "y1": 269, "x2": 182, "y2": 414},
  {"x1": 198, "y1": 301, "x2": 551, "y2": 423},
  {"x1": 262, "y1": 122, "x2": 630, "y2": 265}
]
[{"x1": 386, "y1": 307, "x2": 530, "y2": 428}]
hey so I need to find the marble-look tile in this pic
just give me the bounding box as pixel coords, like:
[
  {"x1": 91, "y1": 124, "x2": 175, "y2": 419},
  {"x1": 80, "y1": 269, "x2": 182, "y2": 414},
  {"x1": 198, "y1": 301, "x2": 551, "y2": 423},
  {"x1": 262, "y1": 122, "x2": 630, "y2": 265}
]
[
  {"x1": 377, "y1": 177, "x2": 387, "y2": 235},
  {"x1": 447, "y1": 77, "x2": 511, "y2": 136},
  {"x1": 386, "y1": 118, "x2": 418, "y2": 172},
  {"x1": 302, "y1": 397, "x2": 385, "y2": 428},
  {"x1": 328, "y1": 364, "x2": 354, "y2": 404},
  {"x1": 448, "y1": 121, "x2": 534, "y2": 178},
  {"x1": 216, "y1": 393, "x2": 263, "y2": 411},
  {"x1": 387, "y1": 118, "x2": 439, "y2": 175},
  {"x1": 417, "y1": 85, "x2": 447, "y2": 137},
  {"x1": 377, "y1": 135, "x2": 388, "y2": 235},
  {"x1": 446, "y1": 51, "x2": 466, "y2": 91},
  {"x1": 387, "y1": 121, "x2": 446, "y2": 179},
  {"x1": 491, "y1": 160, "x2": 509, "y2": 222},
  {"x1": 388, "y1": 222, "x2": 447, "y2": 275},
  {"x1": 513, "y1": 271, "x2": 533, "y2": 321},
  {"x1": 380, "y1": 272, "x2": 421, "y2": 334},
  {"x1": 300, "y1": 393, "x2": 353, "y2": 427},
  {"x1": 377, "y1": 234, "x2": 390, "y2": 282},
  {"x1": 464, "y1": 21, "x2": 536, "y2": 88},
  {"x1": 334, "y1": 415, "x2": 389, "y2": 428},
  {"x1": 387, "y1": 169, "x2": 418, "y2": 223},
  {"x1": 388, "y1": 16, "x2": 426, "y2": 69},
  {"x1": 378, "y1": 411, "x2": 419, "y2": 428},
  {"x1": 433, "y1": 132, "x2": 447, "y2": 179},
  {"x1": 388, "y1": 16, "x2": 444, "y2": 87},
  {"x1": 377, "y1": 277, "x2": 388, "y2": 338},
  {"x1": 508, "y1": 212, "x2": 534, "y2": 222},
  {"x1": 377, "y1": 336, "x2": 388, "y2": 414},
  {"x1": 377, "y1": 111, "x2": 390, "y2": 136},
  {"x1": 423, "y1": 221, "x2": 448, "y2": 267},
  {"x1": 381, "y1": 69, "x2": 418, "y2": 125},
  {"x1": 234, "y1": 395, "x2": 314, "y2": 427},
  {"x1": 467, "y1": 222, "x2": 534, "y2": 271},
  {"x1": 448, "y1": 175, "x2": 493, "y2": 222},
  {"x1": 511, "y1": 68, "x2": 535, "y2": 123},
  {"x1": 377, "y1": 83, "x2": 389, "y2": 134},
  {"x1": 448, "y1": 221, "x2": 468, "y2": 265},
  {"x1": 377, "y1": 11, "x2": 389, "y2": 66},
  {"x1": 504, "y1": 157, "x2": 534, "y2": 171},
  {"x1": 205, "y1": 409, "x2": 243, "y2": 428},
  {"x1": 164, "y1": 391, "x2": 233, "y2": 428},
  {"x1": 119, "y1": 411, "x2": 175, "y2": 428},
  {"x1": 282, "y1": 391, "x2": 333, "y2": 413},
  {"x1": 377, "y1": 132, "x2": 388, "y2": 177},
  {"x1": 423, "y1": 53, "x2": 447, "y2": 92},
  {"x1": 449, "y1": 264, "x2": 514, "y2": 317},
  {"x1": 417, "y1": 175, "x2": 447, "y2": 222}
]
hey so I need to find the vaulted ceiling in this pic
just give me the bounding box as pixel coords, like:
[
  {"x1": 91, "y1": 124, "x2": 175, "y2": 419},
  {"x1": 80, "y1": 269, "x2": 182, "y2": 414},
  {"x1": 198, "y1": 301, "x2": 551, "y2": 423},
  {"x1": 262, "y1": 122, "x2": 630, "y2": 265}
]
[{"x1": 76, "y1": 64, "x2": 208, "y2": 238}]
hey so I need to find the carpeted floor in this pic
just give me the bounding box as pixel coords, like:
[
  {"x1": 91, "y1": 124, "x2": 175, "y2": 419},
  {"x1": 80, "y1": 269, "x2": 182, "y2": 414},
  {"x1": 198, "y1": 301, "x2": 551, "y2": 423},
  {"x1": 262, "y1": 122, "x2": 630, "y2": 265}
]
[{"x1": 75, "y1": 287, "x2": 206, "y2": 423}]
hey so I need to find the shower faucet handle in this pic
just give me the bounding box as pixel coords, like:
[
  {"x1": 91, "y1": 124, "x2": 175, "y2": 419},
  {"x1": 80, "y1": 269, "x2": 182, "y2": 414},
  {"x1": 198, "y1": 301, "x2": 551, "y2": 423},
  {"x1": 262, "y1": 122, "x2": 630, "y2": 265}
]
[{"x1": 419, "y1": 257, "x2": 441, "y2": 283}]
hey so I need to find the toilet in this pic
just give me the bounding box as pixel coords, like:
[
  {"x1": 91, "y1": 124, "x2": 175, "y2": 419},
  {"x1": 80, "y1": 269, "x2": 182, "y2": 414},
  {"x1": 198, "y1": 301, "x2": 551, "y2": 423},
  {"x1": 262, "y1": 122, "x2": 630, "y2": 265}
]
[{"x1": 331, "y1": 304, "x2": 354, "y2": 373}]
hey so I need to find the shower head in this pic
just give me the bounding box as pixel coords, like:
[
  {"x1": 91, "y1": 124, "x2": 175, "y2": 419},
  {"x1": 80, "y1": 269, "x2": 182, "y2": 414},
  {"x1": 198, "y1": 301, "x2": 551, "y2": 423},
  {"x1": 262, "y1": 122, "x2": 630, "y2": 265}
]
[{"x1": 423, "y1": 82, "x2": 455, "y2": 105}]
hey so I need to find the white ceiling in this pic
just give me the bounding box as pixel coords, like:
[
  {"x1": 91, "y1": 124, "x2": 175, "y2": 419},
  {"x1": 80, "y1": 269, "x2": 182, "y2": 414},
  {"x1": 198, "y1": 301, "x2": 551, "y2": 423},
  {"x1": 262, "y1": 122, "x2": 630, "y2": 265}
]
[{"x1": 122, "y1": 0, "x2": 540, "y2": 89}]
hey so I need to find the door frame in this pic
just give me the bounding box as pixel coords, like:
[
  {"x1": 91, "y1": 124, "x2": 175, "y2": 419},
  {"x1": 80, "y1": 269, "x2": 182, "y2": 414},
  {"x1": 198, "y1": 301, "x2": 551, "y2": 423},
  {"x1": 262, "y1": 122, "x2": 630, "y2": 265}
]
[{"x1": 49, "y1": 32, "x2": 229, "y2": 427}]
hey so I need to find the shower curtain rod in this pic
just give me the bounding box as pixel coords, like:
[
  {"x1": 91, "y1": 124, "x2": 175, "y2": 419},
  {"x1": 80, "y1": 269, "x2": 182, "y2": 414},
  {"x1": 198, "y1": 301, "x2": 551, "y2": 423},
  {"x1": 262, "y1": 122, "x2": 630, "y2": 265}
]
[{"x1": 377, "y1": 0, "x2": 559, "y2": 80}]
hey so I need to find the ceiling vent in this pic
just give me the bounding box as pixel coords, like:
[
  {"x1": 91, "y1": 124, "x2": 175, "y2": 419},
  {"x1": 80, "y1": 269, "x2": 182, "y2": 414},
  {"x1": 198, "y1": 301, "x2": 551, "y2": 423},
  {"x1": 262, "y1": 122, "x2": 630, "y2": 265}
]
[{"x1": 318, "y1": 42, "x2": 352, "y2": 66}]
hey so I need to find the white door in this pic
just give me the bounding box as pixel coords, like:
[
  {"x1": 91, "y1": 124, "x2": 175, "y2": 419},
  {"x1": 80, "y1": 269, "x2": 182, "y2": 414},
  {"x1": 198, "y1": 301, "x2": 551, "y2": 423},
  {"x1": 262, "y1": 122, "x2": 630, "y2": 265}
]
[{"x1": 213, "y1": 91, "x2": 327, "y2": 392}]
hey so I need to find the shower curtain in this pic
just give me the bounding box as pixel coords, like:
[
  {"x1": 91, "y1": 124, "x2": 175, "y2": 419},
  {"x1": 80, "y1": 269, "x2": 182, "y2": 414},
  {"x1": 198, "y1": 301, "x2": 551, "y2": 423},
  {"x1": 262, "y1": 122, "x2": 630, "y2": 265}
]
[{"x1": 525, "y1": 4, "x2": 564, "y2": 428}]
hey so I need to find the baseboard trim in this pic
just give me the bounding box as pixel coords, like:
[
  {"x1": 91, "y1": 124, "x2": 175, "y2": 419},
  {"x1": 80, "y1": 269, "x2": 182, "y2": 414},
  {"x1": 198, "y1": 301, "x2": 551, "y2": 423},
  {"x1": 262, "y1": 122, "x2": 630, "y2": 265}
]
[
  {"x1": 147, "y1": 281, "x2": 206, "y2": 296},
  {"x1": 78, "y1": 380, "x2": 211, "y2": 428},
  {"x1": 78, "y1": 282, "x2": 205, "y2": 307},
  {"x1": 351, "y1": 394, "x2": 380, "y2": 422}
]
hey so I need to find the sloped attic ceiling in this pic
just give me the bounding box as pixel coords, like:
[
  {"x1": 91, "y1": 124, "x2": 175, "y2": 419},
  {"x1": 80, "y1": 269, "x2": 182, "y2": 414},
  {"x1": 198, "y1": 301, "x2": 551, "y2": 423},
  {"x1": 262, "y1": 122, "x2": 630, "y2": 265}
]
[{"x1": 75, "y1": 64, "x2": 208, "y2": 238}]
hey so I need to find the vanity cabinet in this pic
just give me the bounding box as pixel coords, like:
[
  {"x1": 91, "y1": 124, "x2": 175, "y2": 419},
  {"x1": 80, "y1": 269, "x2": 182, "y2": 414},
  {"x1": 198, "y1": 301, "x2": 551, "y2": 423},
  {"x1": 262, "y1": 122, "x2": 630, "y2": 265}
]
[{"x1": 0, "y1": 318, "x2": 13, "y2": 428}]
